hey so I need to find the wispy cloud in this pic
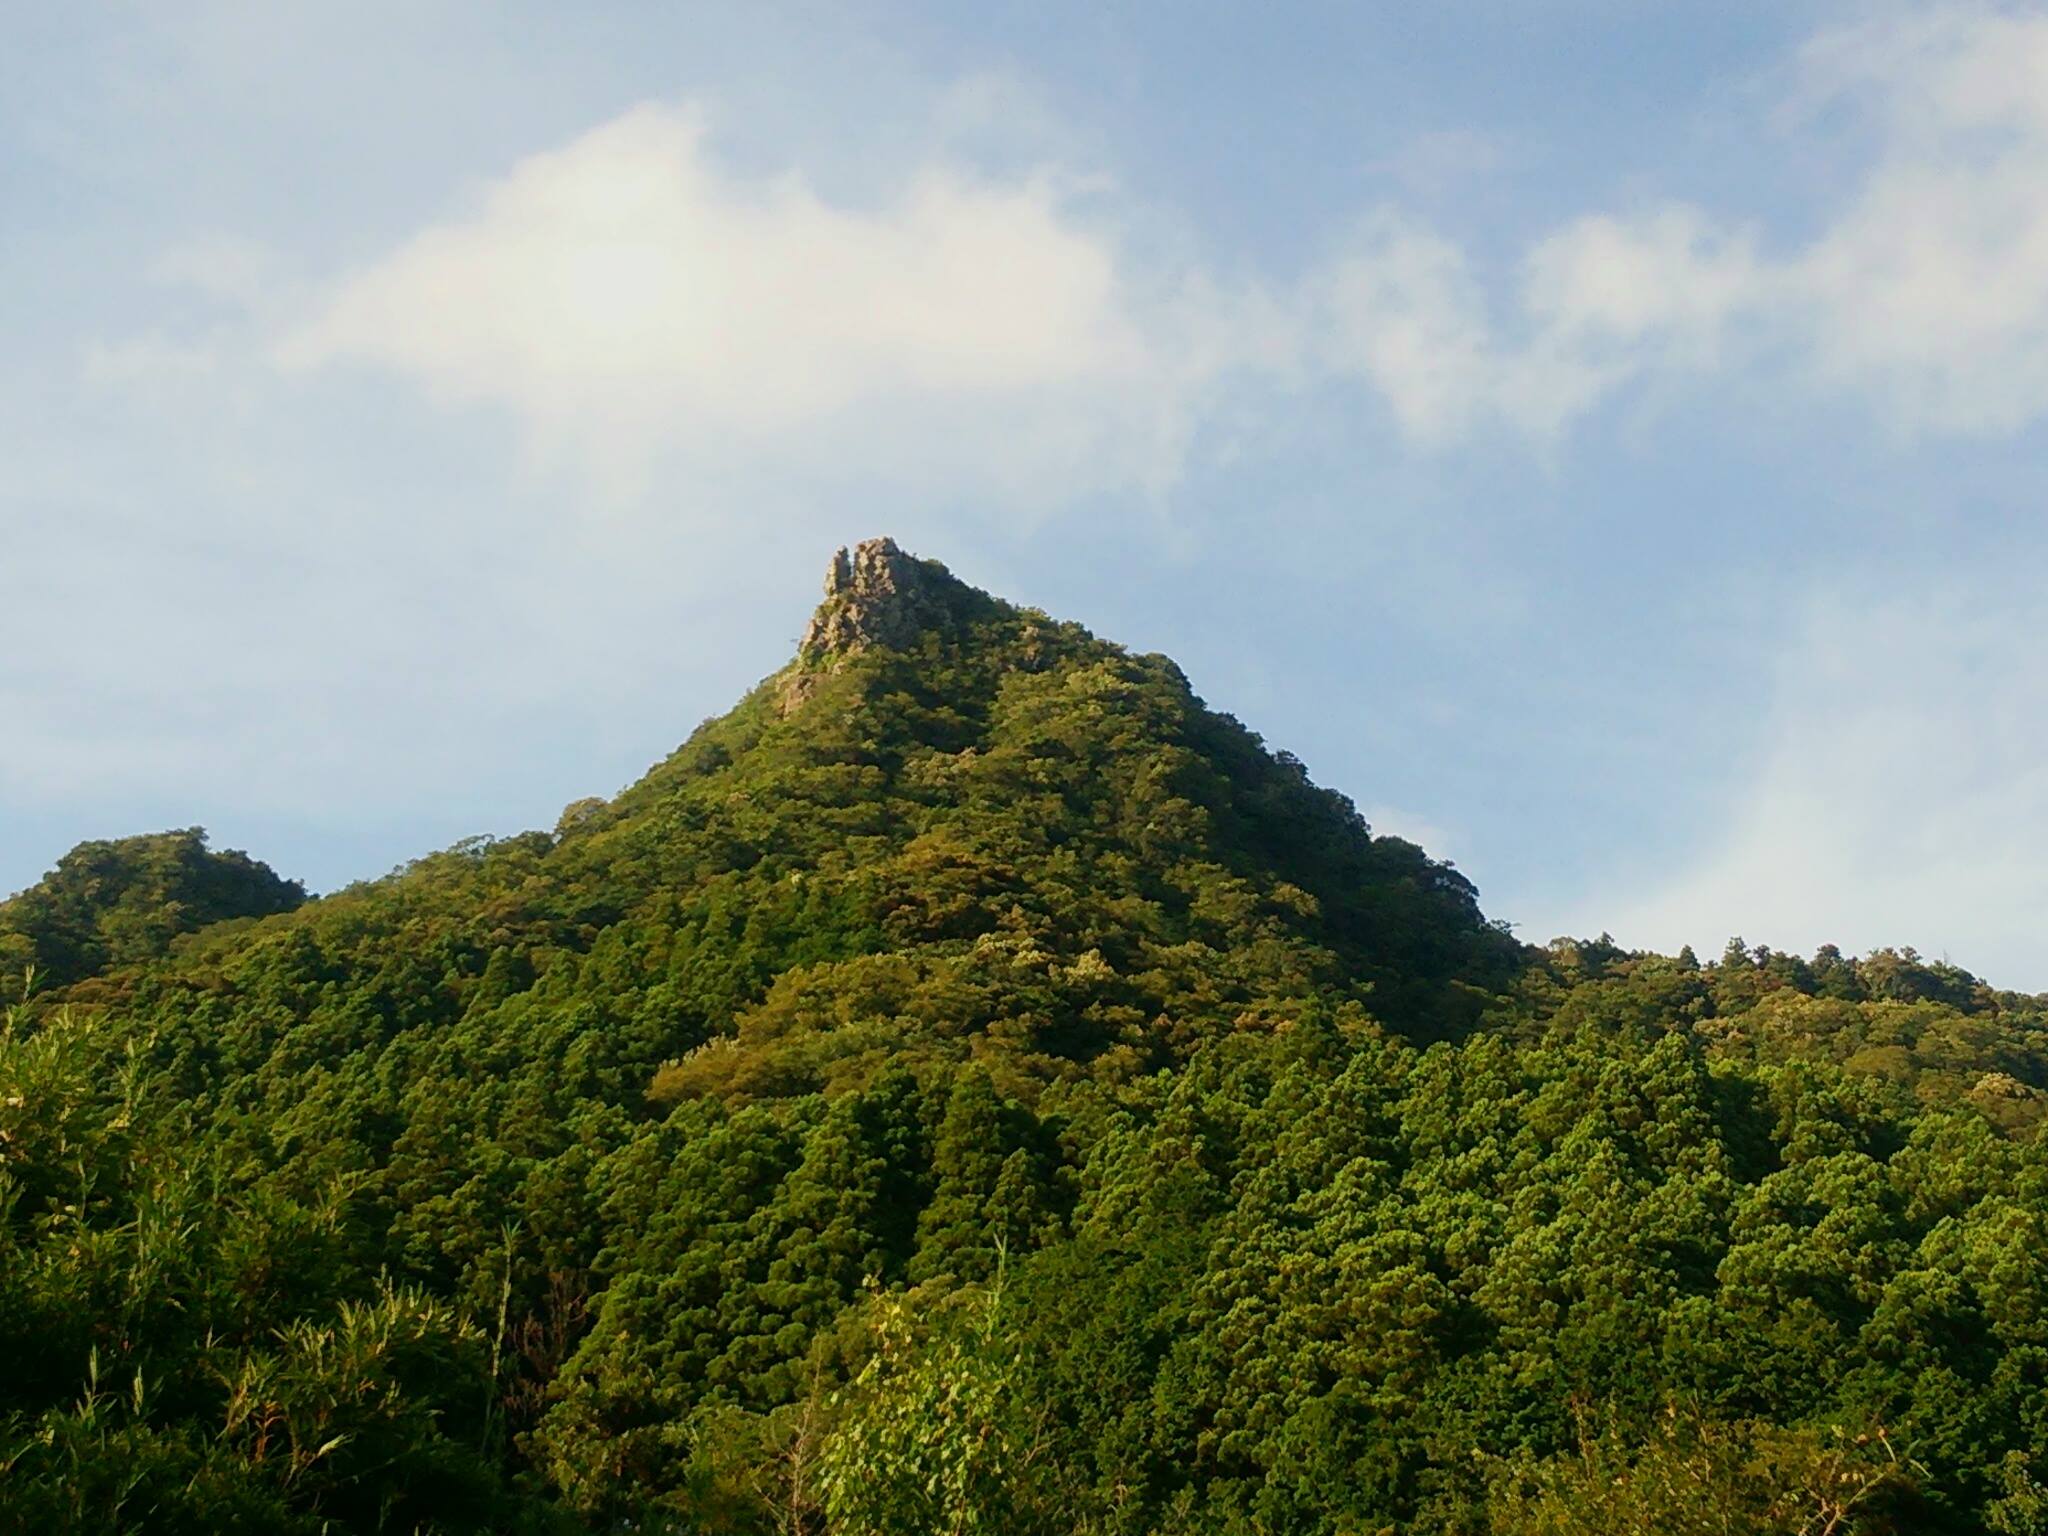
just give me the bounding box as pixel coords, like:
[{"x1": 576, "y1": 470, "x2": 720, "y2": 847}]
[
  {"x1": 1580, "y1": 577, "x2": 2048, "y2": 988},
  {"x1": 1790, "y1": 8, "x2": 2048, "y2": 433},
  {"x1": 1342, "y1": 7, "x2": 2048, "y2": 443},
  {"x1": 1367, "y1": 128, "x2": 1512, "y2": 198}
]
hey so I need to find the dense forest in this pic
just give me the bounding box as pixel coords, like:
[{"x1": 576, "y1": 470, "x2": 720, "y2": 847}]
[{"x1": 6, "y1": 539, "x2": 2048, "y2": 1534}]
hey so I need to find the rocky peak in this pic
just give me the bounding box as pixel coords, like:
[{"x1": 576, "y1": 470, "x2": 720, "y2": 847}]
[{"x1": 800, "y1": 537, "x2": 953, "y2": 657}]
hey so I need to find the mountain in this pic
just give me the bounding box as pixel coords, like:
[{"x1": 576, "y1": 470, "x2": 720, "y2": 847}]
[
  {"x1": 5, "y1": 539, "x2": 2048, "y2": 1535},
  {"x1": 0, "y1": 826, "x2": 303, "y2": 988}
]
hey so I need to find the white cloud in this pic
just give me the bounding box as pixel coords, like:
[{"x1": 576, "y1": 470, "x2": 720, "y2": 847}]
[
  {"x1": 1316, "y1": 213, "x2": 1503, "y2": 444},
  {"x1": 1588, "y1": 581, "x2": 2048, "y2": 990},
  {"x1": 1311, "y1": 205, "x2": 1762, "y2": 444},
  {"x1": 1790, "y1": 9, "x2": 2048, "y2": 434},
  {"x1": 1523, "y1": 207, "x2": 1764, "y2": 369},
  {"x1": 277, "y1": 104, "x2": 1193, "y2": 501}
]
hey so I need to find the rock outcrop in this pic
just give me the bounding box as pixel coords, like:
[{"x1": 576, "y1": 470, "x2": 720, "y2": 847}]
[
  {"x1": 799, "y1": 537, "x2": 953, "y2": 657},
  {"x1": 778, "y1": 538, "x2": 964, "y2": 714}
]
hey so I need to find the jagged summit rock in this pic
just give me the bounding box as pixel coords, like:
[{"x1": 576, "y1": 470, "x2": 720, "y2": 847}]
[
  {"x1": 799, "y1": 537, "x2": 960, "y2": 657},
  {"x1": 777, "y1": 538, "x2": 1056, "y2": 715},
  {"x1": 778, "y1": 537, "x2": 1002, "y2": 715}
]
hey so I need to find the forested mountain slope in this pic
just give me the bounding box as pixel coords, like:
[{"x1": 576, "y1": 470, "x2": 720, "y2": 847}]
[{"x1": 5, "y1": 540, "x2": 2048, "y2": 1534}]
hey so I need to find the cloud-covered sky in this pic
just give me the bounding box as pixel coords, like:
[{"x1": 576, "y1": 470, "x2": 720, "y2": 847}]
[{"x1": 10, "y1": 1, "x2": 2048, "y2": 985}]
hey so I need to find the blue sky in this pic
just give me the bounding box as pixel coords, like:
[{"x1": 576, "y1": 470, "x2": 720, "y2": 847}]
[{"x1": 10, "y1": 2, "x2": 2048, "y2": 985}]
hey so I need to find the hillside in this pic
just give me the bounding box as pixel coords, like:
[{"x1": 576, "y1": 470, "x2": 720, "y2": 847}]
[
  {"x1": 5, "y1": 540, "x2": 2048, "y2": 1534},
  {"x1": 0, "y1": 826, "x2": 304, "y2": 988}
]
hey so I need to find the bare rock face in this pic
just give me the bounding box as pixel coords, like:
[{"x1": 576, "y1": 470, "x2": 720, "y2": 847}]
[
  {"x1": 800, "y1": 537, "x2": 949, "y2": 657},
  {"x1": 779, "y1": 538, "x2": 962, "y2": 715}
]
